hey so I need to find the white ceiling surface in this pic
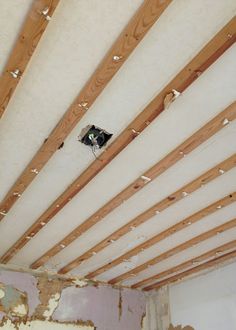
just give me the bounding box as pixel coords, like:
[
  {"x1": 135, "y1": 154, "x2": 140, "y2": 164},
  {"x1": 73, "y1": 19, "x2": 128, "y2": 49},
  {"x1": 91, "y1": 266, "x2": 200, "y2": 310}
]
[
  {"x1": 125, "y1": 238, "x2": 236, "y2": 288},
  {"x1": 0, "y1": 0, "x2": 143, "y2": 199},
  {"x1": 0, "y1": 0, "x2": 34, "y2": 73},
  {"x1": 37, "y1": 124, "x2": 236, "y2": 272},
  {"x1": 123, "y1": 229, "x2": 236, "y2": 287},
  {"x1": 50, "y1": 170, "x2": 236, "y2": 277},
  {"x1": 0, "y1": 0, "x2": 235, "y2": 282},
  {"x1": 93, "y1": 202, "x2": 236, "y2": 282},
  {"x1": 9, "y1": 134, "x2": 236, "y2": 269},
  {"x1": 0, "y1": 0, "x2": 235, "y2": 198},
  {"x1": 4, "y1": 43, "x2": 236, "y2": 266}
]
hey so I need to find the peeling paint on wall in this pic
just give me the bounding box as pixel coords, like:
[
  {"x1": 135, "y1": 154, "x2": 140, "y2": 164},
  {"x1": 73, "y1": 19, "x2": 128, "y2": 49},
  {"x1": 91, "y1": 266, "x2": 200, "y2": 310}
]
[
  {"x1": 0, "y1": 270, "x2": 39, "y2": 316},
  {"x1": 0, "y1": 267, "x2": 146, "y2": 330},
  {"x1": 33, "y1": 277, "x2": 70, "y2": 319},
  {"x1": 0, "y1": 283, "x2": 28, "y2": 318},
  {"x1": 118, "y1": 289, "x2": 122, "y2": 320},
  {"x1": 141, "y1": 313, "x2": 146, "y2": 330},
  {"x1": 0, "y1": 290, "x2": 5, "y2": 299},
  {"x1": 43, "y1": 292, "x2": 61, "y2": 320},
  {"x1": 53, "y1": 285, "x2": 146, "y2": 330},
  {"x1": 168, "y1": 324, "x2": 194, "y2": 330},
  {"x1": 0, "y1": 318, "x2": 95, "y2": 329},
  {"x1": 71, "y1": 279, "x2": 88, "y2": 288}
]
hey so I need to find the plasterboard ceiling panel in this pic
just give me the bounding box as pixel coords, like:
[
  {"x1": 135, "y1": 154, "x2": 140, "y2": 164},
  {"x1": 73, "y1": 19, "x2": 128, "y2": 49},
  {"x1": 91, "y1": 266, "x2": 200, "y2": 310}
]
[
  {"x1": 64, "y1": 0, "x2": 236, "y2": 138},
  {"x1": 0, "y1": 0, "x2": 34, "y2": 73},
  {"x1": 141, "y1": 249, "x2": 236, "y2": 288},
  {"x1": 62, "y1": 200, "x2": 236, "y2": 278},
  {"x1": 6, "y1": 112, "x2": 236, "y2": 262},
  {"x1": 0, "y1": 0, "x2": 143, "y2": 198},
  {"x1": 1, "y1": 43, "x2": 235, "y2": 267},
  {"x1": 104, "y1": 230, "x2": 236, "y2": 285},
  {"x1": 0, "y1": 0, "x2": 235, "y2": 203},
  {"x1": 11, "y1": 161, "x2": 236, "y2": 269},
  {"x1": 138, "y1": 255, "x2": 236, "y2": 288},
  {"x1": 67, "y1": 121, "x2": 236, "y2": 243},
  {"x1": 17, "y1": 44, "x2": 236, "y2": 237},
  {"x1": 67, "y1": 195, "x2": 236, "y2": 276},
  {"x1": 140, "y1": 251, "x2": 236, "y2": 288},
  {"x1": 123, "y1": 228, "x2": 236, "y2": 286},
  {"x1": 132, "y1": 250, "x2": 236, "y2": 289},
  {"x1": 3, "y1": 109, "x2": 236, "y2": 266},
  {"x1": 94, "y1": 210, "x2": 236, "y2": 281},
  {"x1": 18, "y1": 123, "x2": 236, "y2": 269}
]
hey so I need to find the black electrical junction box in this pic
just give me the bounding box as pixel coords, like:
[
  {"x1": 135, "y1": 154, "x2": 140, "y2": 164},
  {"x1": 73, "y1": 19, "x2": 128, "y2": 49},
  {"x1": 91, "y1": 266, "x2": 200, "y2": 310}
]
[{"x1": 78, "y1": 125, "x2": 113, "y2": 149}]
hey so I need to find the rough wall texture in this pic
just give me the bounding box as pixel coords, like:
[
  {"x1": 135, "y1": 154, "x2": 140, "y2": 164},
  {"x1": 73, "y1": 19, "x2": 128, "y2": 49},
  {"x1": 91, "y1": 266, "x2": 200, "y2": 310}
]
[
  {"x1": 0, "y1": 267, "x2": 146, "y2": 330},
  {"x1": 143, "y1": 287, "x2": 170, "y2": 330}
]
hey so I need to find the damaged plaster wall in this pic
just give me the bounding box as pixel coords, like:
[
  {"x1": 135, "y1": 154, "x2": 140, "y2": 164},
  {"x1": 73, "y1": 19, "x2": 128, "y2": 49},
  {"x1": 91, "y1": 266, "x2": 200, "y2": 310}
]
[
  {"x1": 169, "y1": 262, "x2": 236, "y2": 330},
  {"x1": 53, "y1": 285, "x2": 146, "y2": 330},
  {"x1": 142, "y1": 286, "x2": 170, "y2": 330},
  {"x1": 0, "y1": 319, "x2": 94, "y2": 330},
  {"x1": 0, "y1": 267, "x2": 146, "y2": 330}
]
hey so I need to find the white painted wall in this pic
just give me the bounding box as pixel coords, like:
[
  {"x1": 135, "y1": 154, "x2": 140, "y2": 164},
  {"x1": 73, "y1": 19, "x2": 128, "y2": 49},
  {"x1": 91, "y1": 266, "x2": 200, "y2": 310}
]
[{"x1": 169, "y1": 262, "x2": 236, "y2": 330}]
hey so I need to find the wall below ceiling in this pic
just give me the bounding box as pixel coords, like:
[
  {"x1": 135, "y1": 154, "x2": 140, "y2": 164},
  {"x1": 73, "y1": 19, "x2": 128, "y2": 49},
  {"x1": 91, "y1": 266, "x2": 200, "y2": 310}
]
[
  {"x1": 169, "y1": 262, "x2": 236, "y2": 330},
  {"x1": 0, "y1": 266, "x2": 145, "y2": 330}
]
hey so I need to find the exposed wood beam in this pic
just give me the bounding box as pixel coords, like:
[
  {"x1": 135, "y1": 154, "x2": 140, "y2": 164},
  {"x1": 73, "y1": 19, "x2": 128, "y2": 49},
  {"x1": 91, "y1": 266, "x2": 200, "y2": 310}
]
[
  {"x1": 60, "y1": 192, "x2": 235, "y2": 275},
  {"x1": 0, "y1": 18, "x2": 234, "y2": 223},
  {"x1": 144, "y1": 249, "x2": 236, "y2": 291},
  {"x1": 27, "y1": 153, "x2": 236, "y2": 270},
  {"x1": 31, "y1": 103, "x2": 236, "y2": 271},
  {"x1": 107, "y1": 218, "x2": 236, "y2": 284},
  {"x1": 2, "y1": 153, "x2": 235, "y2": 269},
  {"x1": 75, "y1": 155, "x2": 236, "y2": 278},
  {"x1": 0, "y1": 0, "x2": 172, "y2": 219},
  {"x1": 0, "y1": 0, "x2": 60, "y2": 119},
  {"x1": 0, "y1": 19, "x2": 235, "y2": 263},
  {"x1": 132, "y1": 239, "x2": 236, "y2": 288}
]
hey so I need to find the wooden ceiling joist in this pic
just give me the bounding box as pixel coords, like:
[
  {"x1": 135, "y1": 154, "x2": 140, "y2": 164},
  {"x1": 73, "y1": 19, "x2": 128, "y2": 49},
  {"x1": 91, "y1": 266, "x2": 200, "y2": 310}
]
[
  {"x1": 72, "y1": 155, "x2": 236, "y2": 278},
  {"x1": 132, "y1": 239, "x2": 236, "y2": 288},
  {"x1": 61, "y1": 192, "x2": 235, "y2": 275},
  {"x1": 43, "y1": 103, "x2": 236, "y2": 274},
  {"x1": 144, "y1": 248, "x2": 236, "y2": 291},
  {"x1": 0, "y1": 0, "x2": 172, "y2": 221},
  {"x1": 107, "y1": 217, "x2": 236, "y2": 285},
  {"x1": 28, "y1": 103, "x2": 236, "y2": 270},
  {"x1": 0, "y1": 18, "x2": 235, "y2": 265},
  {"x1": 0, "y1": 0, "x2": 60, "y2": 119},
  {"x1": 23, "y1": 154, "x2": 236, "y2": 269}
]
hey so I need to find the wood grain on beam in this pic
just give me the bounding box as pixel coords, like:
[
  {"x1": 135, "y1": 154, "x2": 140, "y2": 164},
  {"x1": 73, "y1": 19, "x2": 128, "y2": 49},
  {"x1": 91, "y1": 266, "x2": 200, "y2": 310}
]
[
  {"x1": 3, "y1": 153, "x2": 236, "y2": 267},
  {"x1": 0, "y1": 0, "x2": 172, "y2": 220},
  {"x1": 144, "y1": 249, "x2": 236, "y2": 291},
  {"x1": 132, "y1": 239, "x2": 236, "y2": 288},
  {"x1": 44, "y1": 103, "x2": 235, "y2": 273},
  {"x1": 1, "y1": 18, "x2": 235, "y2": 263},
  {"x1": 61, "y1": 192, "x2": 235, "y2": 275},
  {"x1": 107, "y1": 218, "x2": 236, "y2": 284},
  {"x1": 0, "y1": 0, "x2": 60, "y2": 119},
  {"x1": 30, "y1": 109, "x2": 236, "y2": 270},
  {"x1": 78, "y1": 155, "x2": 236, "y2": 279},
  {"x1": 31, "y1": 153, "x2": 236, "y2": 270},
  {"x1": 32, "y1": 104, "x2": 236, "y2": 270}
]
